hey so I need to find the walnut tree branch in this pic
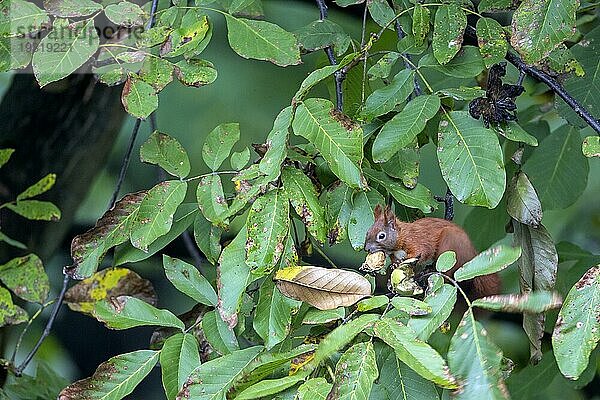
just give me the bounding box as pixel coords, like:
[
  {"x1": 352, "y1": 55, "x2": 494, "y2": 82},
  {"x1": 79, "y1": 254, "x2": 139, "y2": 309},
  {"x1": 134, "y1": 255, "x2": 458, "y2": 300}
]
[{"x1": 315, "y1": 0, "x2": 344, "y2": 111}]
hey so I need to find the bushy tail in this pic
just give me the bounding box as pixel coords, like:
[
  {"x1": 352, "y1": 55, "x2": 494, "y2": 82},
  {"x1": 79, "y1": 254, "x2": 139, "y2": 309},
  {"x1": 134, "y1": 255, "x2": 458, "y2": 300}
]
[{"x1": 472, "y1": 273, "x2": 501, "y2": 299}]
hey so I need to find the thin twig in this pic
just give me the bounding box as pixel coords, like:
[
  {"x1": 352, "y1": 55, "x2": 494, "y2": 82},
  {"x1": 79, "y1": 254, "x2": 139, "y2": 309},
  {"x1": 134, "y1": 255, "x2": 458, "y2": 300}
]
[
  {"x1": 108, "y1": 118, "x2": 142, "y2": 209},
  {"x1": 315, "y1": 0, "x2": 344, "y2": 111},
  {"x1": 14, "y1": 274, "x2": 69, "y2": 376},
  {"x1": 308, "y1": 236, "x2": 339, "y2": 269},
  {"x1": 434, "y1": 187, "x2": 454, "y2": 220},
  {"x1": 182, "y1": 230, "x2": 207, "y2": 266}
]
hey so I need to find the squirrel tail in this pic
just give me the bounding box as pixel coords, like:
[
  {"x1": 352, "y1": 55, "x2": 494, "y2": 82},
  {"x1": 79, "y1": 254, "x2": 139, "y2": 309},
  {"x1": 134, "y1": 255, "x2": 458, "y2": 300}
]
[{"x1": 471, "y1": 272, "x2": 502, "y2": 299}]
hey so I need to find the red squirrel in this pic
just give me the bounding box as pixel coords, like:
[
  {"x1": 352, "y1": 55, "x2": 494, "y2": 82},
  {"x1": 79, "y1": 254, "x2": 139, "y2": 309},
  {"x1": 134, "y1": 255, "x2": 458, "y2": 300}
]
[{"x1": 364, "y1": 205, "x2": 500, "y2": 299}]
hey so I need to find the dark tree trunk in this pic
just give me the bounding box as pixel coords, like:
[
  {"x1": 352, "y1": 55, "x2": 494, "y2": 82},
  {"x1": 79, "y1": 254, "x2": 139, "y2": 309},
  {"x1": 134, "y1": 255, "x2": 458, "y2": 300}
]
[{"x1": 0, "y1": 73, "x2": 127, "y2": 260}]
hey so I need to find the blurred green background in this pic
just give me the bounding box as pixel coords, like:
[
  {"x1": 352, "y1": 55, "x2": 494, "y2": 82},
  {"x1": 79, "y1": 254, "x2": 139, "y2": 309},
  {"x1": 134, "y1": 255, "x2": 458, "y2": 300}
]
[{"x1": 0, "y1": 1, "x2": 598, "y2": 398}]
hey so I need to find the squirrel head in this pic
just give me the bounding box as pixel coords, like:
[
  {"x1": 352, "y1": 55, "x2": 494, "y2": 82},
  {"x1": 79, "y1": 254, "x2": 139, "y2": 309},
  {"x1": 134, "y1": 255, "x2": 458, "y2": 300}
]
[{"x1": 364, "y1": 204, "x2": 400, "y2": 254}]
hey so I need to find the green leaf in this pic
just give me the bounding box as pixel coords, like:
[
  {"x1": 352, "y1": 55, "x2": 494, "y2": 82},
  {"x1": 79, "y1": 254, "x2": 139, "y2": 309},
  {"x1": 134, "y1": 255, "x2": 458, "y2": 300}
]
[
  {"x1": 16, "y1": 173, "x2": 56, "y2": 200},
  {"x1": 303, "y1": 307, "x2": 345, "y2": 324},
  {"x1": 511, "y1": 0, "x2": 578, "y2": 64},
  {"x1": 104, "y1": 1, "x2": 146, "y2": 27},
  {"x1": 311, "y1": 314, "x2": 379, "y2": 366},
  {"x1": 32, "y1": 19, "x2": 99, "y2": 87},
  {"x1": 364, "y1": 168, "x2": 436, "y2": 213},
  {"x1": 476, "y1": 17, "x2": 507, "y2": 68},
  {"x1": 412, "y1": 4, "x2": 430, "y2": 46},
  {"x1": 177, "y1": 346, "x2": 263, "y2": 399},
  {"x1": 161, "y1": 333, "x2": 201, "y2": 400},
  {"x1": 114, "y1": 204, "x2": 197, "y2": 266},
  {"x1": 558, "y1": 26, "x2": 600, "y2": 127},
  {"x1": 217, "y1": 226, "x2": 251, "y2": 329},
  {"x1": 44, "y1": 0, "x2": 101, "y2": 17},
  {"x1": 506, "y1": 171, "x2": 543, "y2": 228},
  {"x1": 357, "y1": 296, "x2": 388, "y2": 312},
  {"x1": 362, "y1": 69, "x2": 415, "y2": 119},
  {"x1": 368, "y1": 0, "x2": 395, "y2": 29},
  {"x1": 408, "y1": 283, "x2": 457, "y2": 341},
  {"x1": 324, "y1": 181, "x2": 352, "y2": 244},
  {"x1": 0, "y1": 287, "x2": 27, "y2": 327},
  {"x1": 437, "y1": 110, "x2": 506, "y2": 208},
  {"x1": 235, "y1": 375, "x2": 307, "y2": 400},
  {"x1": 94, "y1": 295, "x2": 185, "y2": 330},
  {"x1": 455, "y1": 245, "x2": 521, "y2": 281},
  {"x1": 254, "y1": 276, "x2": 300, "y2": 349},
  {"x1": 0, "y1": 149, "x2": 14, "y2": 168},
  {"x1": 140, "y1": 131, "x2": 190, "y2": 178},
  {"x1": 202, "y1": 309, "x2": 239, "y2": 355},
  {"x1": 174, "y1": 59, "x2": 218, "y2": 87},
  {"x1": 381, "y1": 146, "x2": 421, "y2": 189},
  {"x1": 329, "y1": 341, "x2": 378, "y2": 400},
  {"x1": 513, "y1": 221, "x2": 558, "y2": 363},
  {"x1": 447, "y1": 309, "x2": 508, "y2": 399},
  {"x1": 202, "y1": 122, "x2": 240, "y2": 171},
  {"x1": 70, "y1": 192, "x2": 146, "y2": 279},
  {"x1": 294, "y1": 19, "x2": 350, "y2": 56},
  {"x1": 436, "y1": 251, "x2": 456, "y2": 273},
  {"x1": 121, "y1": 76, "x2": 158, "y2": 119},
  {"x1": 419, "y1": 46, "x2": 485, "y2": 78},
  {"x1": 0, "y1": 0, "x2": 49, "y2": 37},
  {"x1": 494, "y1": 122, "x2": 539, "y2": 147},
  {"x1": 196, "y1": 174, "x2": 229, "y2": 227},
  {"x1": 246, "y1": 189, "x2": 290, "y2": 275},
  {"x1": 59, "y1": 350, "x2": 159, "y2": 400},
  {"x1": 0, "y1": 254, "x2": 49, "y2": 303},
  {"x1": 371, "y1": 341, "x2": 439, "y2": 400},
  {"x1": 258, "y1": 106, "x2": 292, "y2": 178},
  {"x1": 293, "y1": 98, "x2": 366, "y2": 189},
  {"x1": 391, "y1": 297, "x2": 432, "y2": 316},
  {"x1": 0, "y1": 232, "x2": 26, "y2": 250},
  {"x1": 225, "y1": 15, "x2": 300, "y2": 66},
  {"x1": 473, "y1": 291, "x2": 562, "y2": 313},
  {"x1": 230, "y1": 148, "x2": 250, "y2": 170},
  {"x1": 130, "y1": 180, "x2": 187, "y2": 251},
  {"x1": 161, "y1": 14, "x2": 210, "y2": 58},
  {"x1": 163, "y1": 255, "x2": 217, "y2": 306},
  {"x1": 368, "y1": 52, "x2": 400, "y2": 81},
  {"x1": 372, "y1": 94, "x2": 440, "y2": 163},
  {"x1": 432, "y1": 4, "x2": 466, "y2": 64},
  {"x1": 523, "y1": 125, "x2": 589, "y2": 210},
  {"x1": 436, "y1": 87, "x2": 486, "y2": 101},
  {"x1": 139, "y1": 56, "x2": 174, "y2": 91},
  {"x1": 373, "y1": 318, "x2": 457, "y2": 388},
  {"x1": 582, "y1": 136, "x2": 600, "y2": 157},
  {"x1": 193, "y1": 212, "x2": 222, "y2": 265},
  {"x1": 281, "y1": 167, "x2": 327, "y2": 243},
  {"x1": 348, "y1": 190, "x2": 384, "y2": 250},
  {"x1": 6, "y1": 200, "x2": 60, "y2": 221},
  {"x1": 552, "y1": 265, "x2": 600, "y2": 380},
  {"x1": 478, "y1": 0, "x2": 514, "y2": 12},
  {"x1": 298, "y1": 378, "x2": 332, "y2": 400}
]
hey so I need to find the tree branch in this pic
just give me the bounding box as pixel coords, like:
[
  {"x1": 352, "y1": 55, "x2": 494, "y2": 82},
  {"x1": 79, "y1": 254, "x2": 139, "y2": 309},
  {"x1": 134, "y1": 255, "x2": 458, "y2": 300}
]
[
  {"x1": 434, "y1": 187, "x2": 454, "y2": 221},
  {"x1": 394, "y1": 20, "x2": 422, "y2": 97},
  {"x1": 315, "y1": 0, "x2": 344, "y2": 111}
]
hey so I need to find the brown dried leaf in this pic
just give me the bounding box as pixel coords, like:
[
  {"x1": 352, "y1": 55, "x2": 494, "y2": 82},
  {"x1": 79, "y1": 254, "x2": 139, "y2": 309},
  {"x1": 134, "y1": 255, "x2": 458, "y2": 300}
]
[{"x1": 274, "y1": 266, "x2": 371, "y2": 310}]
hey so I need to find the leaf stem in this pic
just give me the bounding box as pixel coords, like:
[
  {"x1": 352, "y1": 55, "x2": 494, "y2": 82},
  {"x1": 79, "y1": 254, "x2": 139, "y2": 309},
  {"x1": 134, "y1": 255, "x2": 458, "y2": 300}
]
[
  {"x1": 400, "y1": 54, "x2": 434, "y2": 93},
  {"x1": 308, "y1": 235, "x2": 339, "y2": 270},
  {"x1": 185, "y1": 170, "x2": 238, "y2": 182}
]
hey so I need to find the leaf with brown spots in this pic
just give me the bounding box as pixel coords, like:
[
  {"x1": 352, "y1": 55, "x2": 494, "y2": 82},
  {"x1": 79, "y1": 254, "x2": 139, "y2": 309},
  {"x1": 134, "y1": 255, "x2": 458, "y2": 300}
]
[
  {"x1": 432, "y1": 3, "x2": 467, "y2": 64},
  {"x1": 58, "y1": 350, "x2": 159, "y2": 400},
  {"x1": 473, "y1": 291, "x2": 562, "y2": 313},
  {"x1": 68, "y1": 191, "x2": 146, "y2": 279},
  {"x1": 282, "y1": 167, "x2": 327, "y2": 243},
  {"x1": 552, "y1": 265, "x2": 600, "y2": 380},
  {"x1": 202, "y1": 122, "x2": 240, "y2": 171},
  {"x1": 327, "y1": 341, "x2": 378, "y2": 400},
  {"x1": 163, "y1": 255, "x2": 217, "y2": 306},
  {"x1": 274, "y1": 265, "x2": 371, "y2": 310},
  {"x1": 374, "y1": 318, "x2": 458, "y2": 389},
  {"x1": 0, "y1": 254, "x2": 49, "y2": 303},
  {"x1": 506, "y1": 171, "x2": 543, "y2": 228},
  {"x1": 130, "y1": 180, "x2": 187, "y2": 252},
  {"x1": 246, "y1": 189, "x2": 290, "y2": 276},
  {"x1": 140, "y1": 131, "x2": 190, "y2": 178},
  {"x1": 0, "y1": 287, "x2": 27, "y2": 327},
  {"x1": 65, "y1": 267, "x2": 156, "y2": 316},
  {"x1": 448, "y1": 309, "x2": 509, "y2": 398}
]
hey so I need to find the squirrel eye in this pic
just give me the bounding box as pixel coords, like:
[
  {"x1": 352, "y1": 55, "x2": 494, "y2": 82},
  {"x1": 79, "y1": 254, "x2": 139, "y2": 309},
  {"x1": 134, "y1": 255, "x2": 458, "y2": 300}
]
[{"x1": 377, "y1": 231, "x2": 386, "y2": 241}]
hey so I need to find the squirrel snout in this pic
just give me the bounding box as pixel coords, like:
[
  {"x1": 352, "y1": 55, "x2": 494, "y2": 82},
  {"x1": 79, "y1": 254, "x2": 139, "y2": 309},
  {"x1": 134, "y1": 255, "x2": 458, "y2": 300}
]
[{"x1": 364, "y1": 241, "x2": 379, "y2": 253}]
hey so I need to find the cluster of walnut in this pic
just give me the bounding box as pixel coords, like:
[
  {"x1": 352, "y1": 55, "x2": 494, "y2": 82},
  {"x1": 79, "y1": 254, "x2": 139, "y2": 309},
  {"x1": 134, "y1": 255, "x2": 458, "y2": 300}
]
[{"x1": 361, "y1": 252, "x2": 423, "y2": 296}]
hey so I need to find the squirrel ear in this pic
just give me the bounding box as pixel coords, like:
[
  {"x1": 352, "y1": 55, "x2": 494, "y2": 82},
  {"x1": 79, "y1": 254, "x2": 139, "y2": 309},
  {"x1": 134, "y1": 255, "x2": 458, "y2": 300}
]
[
  {"x1": 384, "y1": 205, "x2": 395, "y2": 226},
  {"x1": 374, "y1": 204, "x2": 383, "y2": 219}
]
